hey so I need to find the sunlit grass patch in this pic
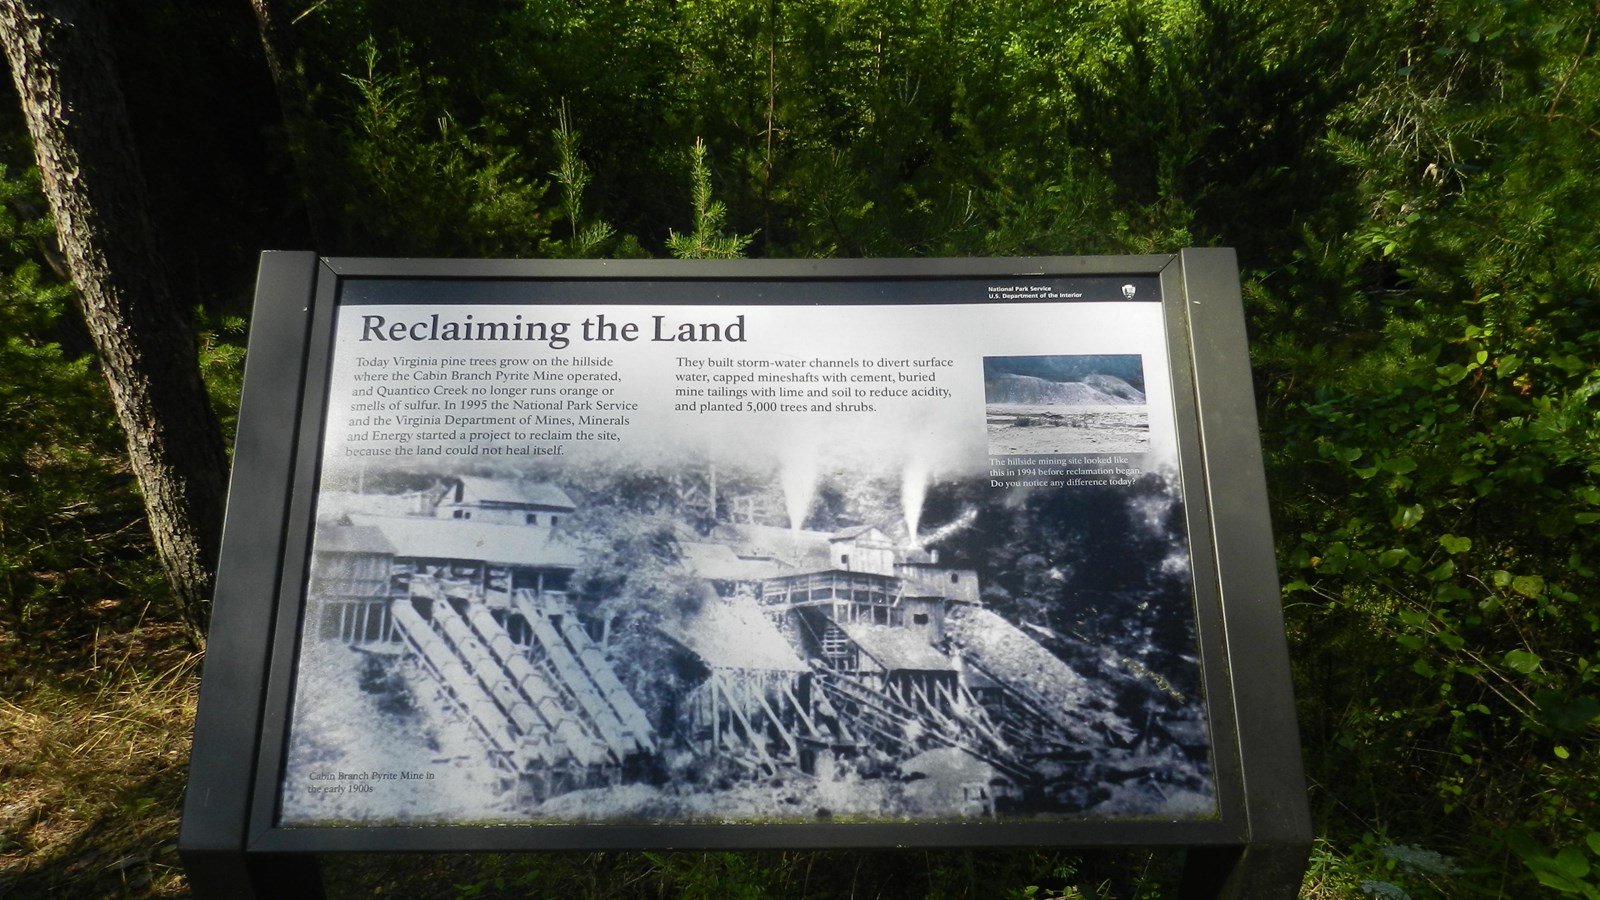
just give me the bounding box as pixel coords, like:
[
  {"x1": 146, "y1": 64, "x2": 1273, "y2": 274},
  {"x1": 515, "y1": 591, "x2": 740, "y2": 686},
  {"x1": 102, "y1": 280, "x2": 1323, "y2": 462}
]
[{"x1": 0, "y1": 645, "x2": 197, "y2": 899}]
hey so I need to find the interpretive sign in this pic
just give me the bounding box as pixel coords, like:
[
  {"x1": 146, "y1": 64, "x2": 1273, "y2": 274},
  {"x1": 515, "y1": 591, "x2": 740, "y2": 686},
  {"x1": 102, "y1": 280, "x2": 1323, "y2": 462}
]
[{"x1": 181, "y1": 252, "x2": 1310, "y2": 898}]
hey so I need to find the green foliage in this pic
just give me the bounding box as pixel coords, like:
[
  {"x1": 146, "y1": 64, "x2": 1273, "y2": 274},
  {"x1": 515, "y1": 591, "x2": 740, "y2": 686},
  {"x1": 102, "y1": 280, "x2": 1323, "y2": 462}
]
[
  {"x1": 541, "y1": 103, "x2": 620, "y2": 259},
  {"x1": 1259, "y1": 0, "x2": 1600, "y2": 893},
  {"x1": 1508, "y1": 830, "x2": 1600, "y2": 897},
  {"x1": 326, "y1": 40, "x2": 555, "y2": 256},
  {"x1": 4, "y1": 0, "x2": 1599, "y2": 895},
  {"x1": 194, "y1": 307, "x2": 249, "y2": 446},
  {"x1": 667, "y1": 139, "x2": 755, "y2": 259},
  {"x1": 1066, "y1": 0, "x2": 1363, "y2": 260},
  {"x1": 0, "y1": 156, "x2": 166, "y2": 674},
  {"x1": 290, "y1": 0, "x2": 1222, "y2": 259}
]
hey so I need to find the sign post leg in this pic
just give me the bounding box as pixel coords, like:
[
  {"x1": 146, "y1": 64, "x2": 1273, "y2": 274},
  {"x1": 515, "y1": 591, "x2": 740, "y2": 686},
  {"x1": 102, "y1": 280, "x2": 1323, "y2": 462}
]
[
  {"x1": 180, "y1": 849, "x2": 323, "y2": 900},
  {"x1": 1181, "y1": 844, "x2": 1308, "y2": 899}
]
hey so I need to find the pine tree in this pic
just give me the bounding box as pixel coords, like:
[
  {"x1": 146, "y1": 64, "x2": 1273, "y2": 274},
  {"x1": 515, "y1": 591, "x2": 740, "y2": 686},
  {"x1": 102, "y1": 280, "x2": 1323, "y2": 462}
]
[{"x1": 0, "y1": 0, "x2": 228, "y2": 631}]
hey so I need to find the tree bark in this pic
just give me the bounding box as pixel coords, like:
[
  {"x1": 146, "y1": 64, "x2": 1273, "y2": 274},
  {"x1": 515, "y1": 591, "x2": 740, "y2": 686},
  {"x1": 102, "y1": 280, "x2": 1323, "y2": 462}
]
[
  {"x1": 249, "y1": 0, "x2": 329, "y2": 244},
  {"x1": 0, "y1": 0, "x2": 229, "y2": 628}
]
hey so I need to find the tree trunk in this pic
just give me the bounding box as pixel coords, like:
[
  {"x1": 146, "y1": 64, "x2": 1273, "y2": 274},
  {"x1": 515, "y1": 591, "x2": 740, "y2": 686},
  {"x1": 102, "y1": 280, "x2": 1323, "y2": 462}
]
[
  {"x1": 249, "y1": 0, "x2": 329, "y2": 244},
  {"x1": 0, "y1": 0, "x2": 229, "y2": 630}
]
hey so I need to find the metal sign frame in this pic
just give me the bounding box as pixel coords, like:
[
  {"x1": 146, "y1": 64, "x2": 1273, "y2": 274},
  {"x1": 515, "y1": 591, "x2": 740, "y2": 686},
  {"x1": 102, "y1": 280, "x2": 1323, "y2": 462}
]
[{"x1": 179, "y1": 250, "x2": 1309, "y2": 898}]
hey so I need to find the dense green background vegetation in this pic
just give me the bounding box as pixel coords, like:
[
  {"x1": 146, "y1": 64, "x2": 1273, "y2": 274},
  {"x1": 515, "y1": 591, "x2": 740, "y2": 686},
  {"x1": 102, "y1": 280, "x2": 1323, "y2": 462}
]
[{"x1": 1, "y1": 0, "x2": 1596, "y2": 896}]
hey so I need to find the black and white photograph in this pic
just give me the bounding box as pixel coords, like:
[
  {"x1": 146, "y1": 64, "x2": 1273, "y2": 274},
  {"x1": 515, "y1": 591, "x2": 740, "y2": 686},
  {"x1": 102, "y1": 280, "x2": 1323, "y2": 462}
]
[
  {"x1": 277, "y1": 297, "x2": 1215, "y2": 827},
  {"x1": 983, "y1": 355, "x2": 1150, "y2": 456}
]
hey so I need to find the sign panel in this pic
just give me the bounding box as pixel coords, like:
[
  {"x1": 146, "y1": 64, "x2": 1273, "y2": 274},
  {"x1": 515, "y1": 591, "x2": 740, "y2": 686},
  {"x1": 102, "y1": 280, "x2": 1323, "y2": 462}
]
[
  {"x1": 184, "y1": 253, "x2": 1309, "y2": 893},
  {"x1": 276, "y1": 275, "x2": 1218, "y2": 827}
]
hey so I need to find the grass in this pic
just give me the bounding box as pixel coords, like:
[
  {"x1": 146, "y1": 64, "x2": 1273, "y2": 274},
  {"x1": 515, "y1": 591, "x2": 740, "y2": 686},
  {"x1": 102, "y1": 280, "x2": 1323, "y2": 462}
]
[
  {"x1": 319, "y1": 847, "x2": 1184, "y2": 899},
  {"x1": 0, "y1": 627, "x2": 196, "y2": 898}
]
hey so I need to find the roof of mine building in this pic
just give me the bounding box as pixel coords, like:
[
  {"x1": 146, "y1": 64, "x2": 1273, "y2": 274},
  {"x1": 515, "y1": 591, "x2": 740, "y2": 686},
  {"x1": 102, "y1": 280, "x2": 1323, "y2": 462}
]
[
  {"x1": 828, "y1": 524, "x2": 893, "y2": 544},
  {"x1": 661, "y1": 590, "x2": 809, "y2": 672},
  {"x1": 945, "y1": 606, "x2": 1090, "y2": 711},
  {"x1": 713, "y1": 524, "x2": 835, "y2": 569},
  {"x1": 838, "y1": 621, "x2": 957, "y2": 672},
  {"x1": 313, "y1": 524, "x2": 397, "y2": 556},
  {"x1": 316, "y1": 489, "x2": 430, "y2": 519},
  {"x1": 677, "y1": 541, "x2": 790, "y2": 581},
  {"x1": 344, "y1": 514, "x2": 582, "y2": 568},
  {"x1": 451, "y1": 476, "x2": 576, "y2": 511}
]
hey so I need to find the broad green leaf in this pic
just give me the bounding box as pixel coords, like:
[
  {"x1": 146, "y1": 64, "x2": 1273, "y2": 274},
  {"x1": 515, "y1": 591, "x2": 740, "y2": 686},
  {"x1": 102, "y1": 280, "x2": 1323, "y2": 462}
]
[
  {"x1": 1383, "y1": 456, "x2": 1418, "y2": 474},
  {"x1": 1439, "y1": 534, "x2": 1472, "y2": 554},
  {"x1": 1532, "y1": 868, "x2": 1581, "y2": 892},
  {"x1": 1392, "y1": 503, "x2": 1425, "y2": 531},
  {"x1": 1504, "y1": 649, "x2": 1543, "y2": 674},
  {"x1": 1512, "y1": 575, "x2": 1546, "y2": 598},
  {"x1": 1552, "y1": 848, "x2": 1589, "y2": 880},
  {"x1": 1378, "y1": 548, "x2": 1410, "y2": 568}
]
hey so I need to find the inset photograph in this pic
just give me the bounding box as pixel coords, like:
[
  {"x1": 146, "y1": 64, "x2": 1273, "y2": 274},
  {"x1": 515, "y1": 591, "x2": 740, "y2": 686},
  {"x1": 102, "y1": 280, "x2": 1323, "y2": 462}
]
[{"x1": 984, "y1": 355, "x2": 1149, "y2": 455}]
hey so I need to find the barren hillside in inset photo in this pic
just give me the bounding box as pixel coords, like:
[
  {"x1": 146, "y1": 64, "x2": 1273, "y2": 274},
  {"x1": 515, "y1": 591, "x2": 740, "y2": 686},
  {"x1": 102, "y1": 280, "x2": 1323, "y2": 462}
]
[{"x1": 984, "y1": 356, "x2": 1150, "y2": 455}]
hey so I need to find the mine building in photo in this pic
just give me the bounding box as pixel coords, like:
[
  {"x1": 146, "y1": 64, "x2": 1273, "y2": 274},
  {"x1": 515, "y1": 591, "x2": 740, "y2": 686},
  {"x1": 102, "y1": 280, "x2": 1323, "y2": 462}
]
[
  {"x1": 305, "y1": 478, "x2": 653, "y2": 800},
  {"x1": 300, "y1": 473, "x2": 1109, "y2": 815},
  {"x1": 679, "y1": 523, "x2": 1059, "y2": 790}
]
